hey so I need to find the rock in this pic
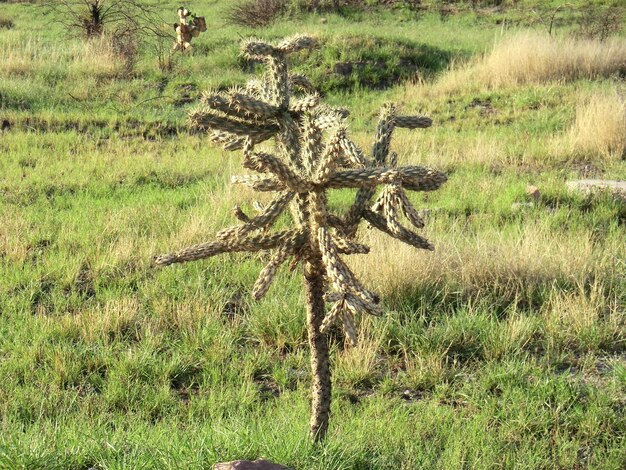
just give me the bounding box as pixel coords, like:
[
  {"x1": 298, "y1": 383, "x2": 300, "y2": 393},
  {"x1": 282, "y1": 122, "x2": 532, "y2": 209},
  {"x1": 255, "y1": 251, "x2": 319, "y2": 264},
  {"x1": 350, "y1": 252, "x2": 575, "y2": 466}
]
[
  {"x1": 566, "y1": 180, "x2": 626, "y2": 201},
  {"x1": 213, "y1": 460, "x2": 292, "y2": 470},
  {"x1": 417, "y1": 207, "x2": 442, "y2": 218},
  {"x1": 511, "y1": 202, "x2": 534, "y2": 211},
  {"x1": 526, "y1": 185, "x2": 540, "y2": 201}
]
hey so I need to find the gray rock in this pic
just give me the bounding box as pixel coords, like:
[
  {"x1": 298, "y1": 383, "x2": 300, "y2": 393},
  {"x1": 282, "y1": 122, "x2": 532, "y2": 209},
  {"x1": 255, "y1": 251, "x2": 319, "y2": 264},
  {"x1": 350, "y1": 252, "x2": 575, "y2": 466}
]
[
  {"x1": 566, "y1": 180, "x2": 626, "y2": 200},
  {"x1": 511, "y1": 202, "x2": 534, "y2": 211},
  {"x1": 417, "y1": 207, "x2": 442, "y2": 218},
  {"x1": 213, "y1": 460, "x2": 293, "y2": 470}
]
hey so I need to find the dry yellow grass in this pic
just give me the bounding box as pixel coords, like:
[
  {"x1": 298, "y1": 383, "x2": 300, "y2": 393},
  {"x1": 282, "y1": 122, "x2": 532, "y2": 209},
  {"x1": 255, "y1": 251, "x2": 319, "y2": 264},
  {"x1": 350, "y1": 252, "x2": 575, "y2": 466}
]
[
  {"x1": 484, "y1": 313, "x2": 537, "y2": 361},
  {"x1": 0, "y1": 213, "x2": 30, "y2": 263},
  {"x1": 0, "y1": 34, "x2": 121, "y2": 78},
  {"x1": 434, "y1": 32, "x2": 626, "y2": 94},
  {"x1": 391, "y1": 131, "x2": 510, "y2": 168},
  {"x1": 567, "y1": 90, "x2": 626, "y2": 161},
  {"x1": 402, "y1": 350, "x2": 453, "y2": 389},
  {"x1": 542, "y1": 283, "x2": 624, "y2": 351},
  {"x1": 334, "y1": 335, "x2": 384, "y2": 386},
  {"x1": 350, "y1": 220, "x2": 598, "y2": 301}
]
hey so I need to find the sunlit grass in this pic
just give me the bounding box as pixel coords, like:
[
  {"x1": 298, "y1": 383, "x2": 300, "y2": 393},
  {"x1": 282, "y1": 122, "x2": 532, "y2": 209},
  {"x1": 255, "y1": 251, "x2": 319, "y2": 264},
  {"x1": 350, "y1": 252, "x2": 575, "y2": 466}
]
[{"x1": 0, "y1": 0, "x2": 625, "y2": 468}]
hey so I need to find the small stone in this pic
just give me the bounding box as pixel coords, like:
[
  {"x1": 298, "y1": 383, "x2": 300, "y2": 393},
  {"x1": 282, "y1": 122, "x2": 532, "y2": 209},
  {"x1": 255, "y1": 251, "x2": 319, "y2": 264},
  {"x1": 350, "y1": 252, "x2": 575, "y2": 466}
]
[
  {"x1": 213, "y1": 460, "x2": 292, "y2": 470},
  {"x1": 566, "y1": 180, "x2": 626, "y2": 201},
  {"x1": 511, "y1": 202, "x2": 534, "y2": 211},
  {"x1": 526, "y1": 185, "x2": 540, "y2": 201},
  {"x1": 418, "y1": 207, "x2": 442, "y2": 218}
]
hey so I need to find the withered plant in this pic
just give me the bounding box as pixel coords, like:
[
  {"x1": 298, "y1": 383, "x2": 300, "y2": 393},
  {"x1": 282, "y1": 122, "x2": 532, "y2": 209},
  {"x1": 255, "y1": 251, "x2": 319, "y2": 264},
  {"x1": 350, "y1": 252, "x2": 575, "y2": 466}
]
[{"x1": 154, "y1": 35, "x2": 446, "y2": 441}]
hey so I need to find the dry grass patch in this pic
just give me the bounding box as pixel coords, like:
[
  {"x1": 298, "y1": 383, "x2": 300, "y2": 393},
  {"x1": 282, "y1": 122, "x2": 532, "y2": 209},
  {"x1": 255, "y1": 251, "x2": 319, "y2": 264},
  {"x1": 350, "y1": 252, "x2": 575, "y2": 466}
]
[
  {"x1": 0, "y1": 34, "x2": 122, "y2": 79},
  {"x1": 434, "y1": 32, "x2": 626, "y2": 94},
  {"x1": 484, "y1": 313, "x2": 538, "y2": 361},
  {"x1": 0, "y1": 213, "x2": 31, "y2": 263},
  {"x1": 64, "y1": 297, "x2": 143, "y2": 344},
  {"x1": 542, "y1": 283, "x2": 624, "y2": 352},
  {"x1": 0, "y1": 35, "x2": 40, "y2": 76},
  {"x1": 334, "y1": 334, "x2": 384, "y2": 389},
  {"x1": 350, "y1": 221, "x2": 598, "y2": 304},
  {"x1": 67, "y1": 36, "x2": 121, "y2": 78},
  {"x1": 401, "y1": 350, "x2": 458, "y2": 391},
  {"x1": 391, "y1": 131, "x2": 510, "y2": 168},
  {"x1": 566, "y1": 90, "x2": 626, "y2": 161}
]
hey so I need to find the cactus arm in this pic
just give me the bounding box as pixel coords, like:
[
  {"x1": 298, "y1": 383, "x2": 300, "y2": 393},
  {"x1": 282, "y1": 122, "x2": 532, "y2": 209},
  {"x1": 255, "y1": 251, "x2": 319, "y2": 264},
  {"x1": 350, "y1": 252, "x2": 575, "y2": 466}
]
[
  {"x1": 215, "y1": 191, "x2": 294, "y2": 241},
  {"x1": 362, "y1": 209, "x2": 434, "y2": 251},
  {"x1": 326, "y1": 166, "x2": 447, "y2": 190},
  {"x1": 231, "y1": 175, "x2": 285, "y2": 192},
  {"x1": 252, "y1": 244, "x2": 294, "y2": 300},
  {"x1": 154, "y1": 229, "x2": 304, "y2": 267},
  {"x1": 243, "y1": 153, "x2": 312, "y2": 191},
  {"x1": 189, "y1": 110, "x2": 279, "y2": 138}
]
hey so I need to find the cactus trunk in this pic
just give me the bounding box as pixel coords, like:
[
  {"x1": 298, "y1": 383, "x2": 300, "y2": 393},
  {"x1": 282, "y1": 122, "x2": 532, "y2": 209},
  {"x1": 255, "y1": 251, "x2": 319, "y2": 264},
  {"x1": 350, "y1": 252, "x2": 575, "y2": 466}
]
[{"x1": 304, "y1": 256, "x2": 331, "y2": 442}]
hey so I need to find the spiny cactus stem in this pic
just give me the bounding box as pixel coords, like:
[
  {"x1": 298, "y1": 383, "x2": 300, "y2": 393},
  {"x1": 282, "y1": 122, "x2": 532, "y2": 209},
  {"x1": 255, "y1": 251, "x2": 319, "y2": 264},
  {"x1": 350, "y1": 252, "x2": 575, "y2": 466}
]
[{"x1": 304, "y1": 253, "x2": 331, "y2": 442}]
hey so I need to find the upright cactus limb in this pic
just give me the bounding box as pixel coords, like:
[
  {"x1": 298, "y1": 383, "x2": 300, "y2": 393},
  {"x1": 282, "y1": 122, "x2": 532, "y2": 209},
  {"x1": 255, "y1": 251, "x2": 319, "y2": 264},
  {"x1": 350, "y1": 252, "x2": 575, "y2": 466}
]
[{"x1": 154, "y1": 35, "x2": 446, "y2": 441}]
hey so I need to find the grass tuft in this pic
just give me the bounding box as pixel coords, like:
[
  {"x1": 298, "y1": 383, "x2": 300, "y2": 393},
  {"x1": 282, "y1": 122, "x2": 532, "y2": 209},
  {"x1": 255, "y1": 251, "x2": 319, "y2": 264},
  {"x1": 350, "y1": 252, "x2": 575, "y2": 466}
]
[{"x1": 568, "y1": 90, "x2": 626, "y2": 161}]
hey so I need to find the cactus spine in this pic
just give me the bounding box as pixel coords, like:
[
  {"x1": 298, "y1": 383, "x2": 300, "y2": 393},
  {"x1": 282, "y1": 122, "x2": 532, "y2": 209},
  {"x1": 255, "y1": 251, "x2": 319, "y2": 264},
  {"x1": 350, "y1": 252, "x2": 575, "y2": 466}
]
[{"x1": 154, "y1": 35, "x2": 446, "y2": 441}]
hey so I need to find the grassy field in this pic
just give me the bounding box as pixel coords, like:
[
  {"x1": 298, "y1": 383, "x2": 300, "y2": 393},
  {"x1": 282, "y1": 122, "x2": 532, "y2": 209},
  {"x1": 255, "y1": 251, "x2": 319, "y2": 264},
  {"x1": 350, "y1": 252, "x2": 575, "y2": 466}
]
[{"x1": 1, "y1": 0, "x2": 625, "y2": 468}]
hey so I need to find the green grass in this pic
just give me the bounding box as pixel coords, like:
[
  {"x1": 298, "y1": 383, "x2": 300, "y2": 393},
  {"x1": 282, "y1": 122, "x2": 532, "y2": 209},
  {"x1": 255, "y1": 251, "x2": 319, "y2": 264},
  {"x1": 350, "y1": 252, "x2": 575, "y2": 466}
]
[{"x1": 0, "y1": 0, "x2": 625, "y2": 468}]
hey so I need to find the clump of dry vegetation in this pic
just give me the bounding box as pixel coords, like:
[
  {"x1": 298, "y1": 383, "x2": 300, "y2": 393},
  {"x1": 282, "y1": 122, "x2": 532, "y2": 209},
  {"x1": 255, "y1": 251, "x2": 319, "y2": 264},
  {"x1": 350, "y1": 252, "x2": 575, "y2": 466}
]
[
  {"x1": 351, "y1": 221, "x2": 600, "y2": 304},
  {"x1": 435, "y1": 32, "x2": 626, "y2": 93},
  {"x1": 567, "y1": 90, "x2": 626, "y2": 161},
  {"x1": 226, "y1": 0, "x2": 287, "y2": 27}
]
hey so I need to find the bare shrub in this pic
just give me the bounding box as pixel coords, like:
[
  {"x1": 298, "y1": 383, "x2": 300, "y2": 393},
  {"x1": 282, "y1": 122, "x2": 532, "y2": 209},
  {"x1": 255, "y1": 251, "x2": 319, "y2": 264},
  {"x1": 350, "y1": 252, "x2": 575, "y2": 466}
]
[
  {"x1": 42, "y1": 1, "x2": 165, "y2": 39},
  {"x1": 574, "y1": 4, "x2": 625, "y2": 42},
  {"x1": 42, "y1": 1, "x2": 174, "y2": 74},
  {"x1": 226, "y1": 0, "x2": 287, "y2": 28},
  {"x1": 111, "y1": 24, "x2": 138, "y2": 78},
  {"x1": 150, "y1": 24, "x2": 178, "y2": 73}
]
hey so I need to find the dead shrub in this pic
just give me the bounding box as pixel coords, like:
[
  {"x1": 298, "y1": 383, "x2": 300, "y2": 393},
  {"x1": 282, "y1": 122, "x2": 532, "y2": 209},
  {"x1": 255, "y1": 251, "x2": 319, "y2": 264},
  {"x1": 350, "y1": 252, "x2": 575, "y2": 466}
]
[
  {"x1": 574, "y1": 4, "x2": 625, "y2": 42},
  {"x1": 111, "y1": 25, "x2": 139, "y2": 78},
  {"x1": 226, "y1": 0, "x2": 287, "y2": 28}
]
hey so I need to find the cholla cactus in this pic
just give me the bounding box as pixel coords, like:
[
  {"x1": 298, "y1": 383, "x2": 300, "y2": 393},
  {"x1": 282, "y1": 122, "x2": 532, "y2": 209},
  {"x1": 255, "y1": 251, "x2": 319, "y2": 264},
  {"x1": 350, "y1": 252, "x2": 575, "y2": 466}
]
[
  {"x1": 174, "y1": 6, "x2": 207, "y2": 51},
  {"x1": 154, "y1": 35, "x2": 446, "y2": 441}
]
